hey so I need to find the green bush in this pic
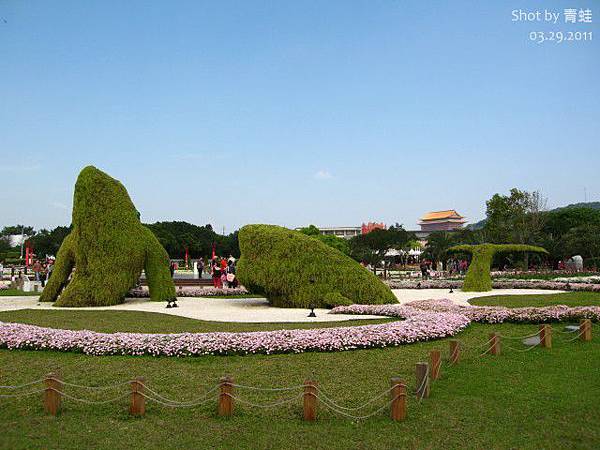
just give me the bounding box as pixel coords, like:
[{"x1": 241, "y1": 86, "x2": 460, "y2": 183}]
[
  {"x1": 40, "y1": 166, "x2": 176, "y2": 306},
  {"x1": 236, "y1": 224, "x2": 396, "y2": 308},
  {"x1": 584, "y1": 257, "x2": 600, "y2": 269},
  {"x1": 448, "y1": 244, "x2": 548, "y2": 292}
]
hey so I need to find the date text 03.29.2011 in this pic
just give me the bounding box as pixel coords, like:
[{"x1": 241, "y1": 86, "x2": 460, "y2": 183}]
[{"x1": 529, "y1": 31, "x2": 592, "y2": 43}]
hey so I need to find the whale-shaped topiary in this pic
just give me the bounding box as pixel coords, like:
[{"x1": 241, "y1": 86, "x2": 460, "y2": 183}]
[
  {"x1": 40, "y1": 166, "x2": 176, "y2": 307},
  {"x1": 236, "y1": 224, "x2": 397, "y2": 308},
  {"x1": 448, "y1": 244, "x2": 548, "y2": 292}
]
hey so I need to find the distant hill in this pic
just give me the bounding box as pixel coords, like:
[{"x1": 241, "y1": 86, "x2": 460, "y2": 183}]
[
  {"x1": 466, "y1": 202, "x2": 600, "y2": 230},
  {"x1": 551, "y1": 202, "x2": 600, "y2": 211}
]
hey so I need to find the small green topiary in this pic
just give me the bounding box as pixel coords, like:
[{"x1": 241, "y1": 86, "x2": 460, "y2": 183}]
[
  {"x1": 448, "y1": 244, "x2": 548, "y2": 292},
  {"x1": 236, "y1": 224, "x2": 397, "y2": 308},
  {"x1": 40, "y1": 166, "x2": 176, "y2": 306}
]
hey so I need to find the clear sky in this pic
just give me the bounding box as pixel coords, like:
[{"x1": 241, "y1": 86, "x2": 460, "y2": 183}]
[{"x1": 1, "y1": 0, "x2": 599, "y2": 233}]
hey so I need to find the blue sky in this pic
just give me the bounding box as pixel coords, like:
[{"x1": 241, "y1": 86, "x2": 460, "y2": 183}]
[{"x1": 1, "y1": 0, "x2": 599, "y2": 233}]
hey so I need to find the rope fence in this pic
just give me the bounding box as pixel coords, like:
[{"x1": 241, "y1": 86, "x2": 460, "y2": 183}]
[{"x1": 0, "y1": 319, "x2": 594, "y2": 422}]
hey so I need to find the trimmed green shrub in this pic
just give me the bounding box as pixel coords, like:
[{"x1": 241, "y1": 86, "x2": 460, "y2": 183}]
[
  {"x1": 448, "y1": 244, "x2": 548, "y2": 292},
  {"x1": 236, "y1": 224, "x2": 397, "y2": 308},
  {"x1": 40, "y1": 166, "x2": 176, "y2": 306}
]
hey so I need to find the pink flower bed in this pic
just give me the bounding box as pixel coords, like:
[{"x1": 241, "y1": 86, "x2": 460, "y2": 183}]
[
  {"x1": 331, "y1": 299, "x2": 600, "y2": 324},
  {"x1": 0, "y1": 308, "x2": 469, "y2": 356},
  {"x1": 128, "y1": 286, "x2": 250, "y2": 298},
  {"x1": 387, "y1": 279, "x2": 600, "y2": 292},
  {"x1": 1, "y1": 299, "x2": 597, "y2": 357}
]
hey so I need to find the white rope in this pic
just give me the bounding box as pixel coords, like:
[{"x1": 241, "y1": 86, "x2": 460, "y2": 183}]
[
  {"x1": 313, "y1": 393, "x2": 403, "y2": 420},
  {"x1": 46, "y1": 389, "x2": 131, "y2": 405},
  {"x1": 0, "y1": 389, "x2": 46, "y2": 398},
  {"x1": 554, "y1": 327, "x2": 579, "y2": 335},
  {"x1": 230, "y1": 383, "x2": 305, "y2": 392},
  {"x1": 50, "y1": 379, "x2": 132, "y2": 391},
  {"x1": 314, "y1": 386, "x2": 398, "y2": 411},
  {"x1": 139, "y1": 392, "x2": 216, "y2": 408},
  {"x1": 136, "y1": 383, "x2": 219, "y2": 406},
  {"x1": 415, "y1": 369, "x2": 429, "y2": 403},
  {"x1": 499, "y1": 329, "x2": 542, "y2": 340},
  {"x1": 505, "y1": 342, "x2": 540, "y2": 352},
  {"x1": 563, "y1": 329, "x2": 588, "y2": 343},
  {"x1": 0, "y1": 378, "x2": 45, "y2": 389},
  {"x1": 223, "y1": 393, "x2": 303, "y2": 409}
]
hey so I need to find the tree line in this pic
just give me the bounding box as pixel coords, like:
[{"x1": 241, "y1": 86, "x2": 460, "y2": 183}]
[{"x1": 423, "y1": 189, "x2": 600, "y2": 270}]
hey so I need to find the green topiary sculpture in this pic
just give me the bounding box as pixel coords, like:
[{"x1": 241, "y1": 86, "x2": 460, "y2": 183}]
[
  {"x1": 40, "y1": 166, "x2": 176, "y2": 306},
  {"x1": 236, "y1": 224, "x2": 397, "y2": 308},
  {"x1": 448, "y1": 244, "x2": 548, "y2": 292}
]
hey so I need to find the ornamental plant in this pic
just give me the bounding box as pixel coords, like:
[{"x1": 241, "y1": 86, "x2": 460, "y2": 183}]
[
  {"x1": 40, "y1": 166, "x2": 176, "y2": 306},
  {"x1": 448, "y1": 244, "x2": 548, "y2": 292},
  {"x1": 236, "y1": 224, "x2": 397, "y2": 308}
]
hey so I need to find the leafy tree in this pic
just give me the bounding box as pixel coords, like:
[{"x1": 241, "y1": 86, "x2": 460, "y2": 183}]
[
  {"x1": 350, "y1": 224, "x2": 414, "y2": 271},
  {"x1": 298, "y1": 225, "x2": 351, "y2": 255},
  {"x1": 144, "y1": 221, "x2": 239, "y2": 259},
  {"x1": 28, "y1": 226, "x2": 72, "y2": 258},
  {"x1": 1, "y1": 225, "x2": 35, "y2": 236},
  {"x1": 484, "y1": 189, "x2": 546, "y2": 246},
  {"x1": 558, "y1": 224, "x2": 600, "y2": 261}
]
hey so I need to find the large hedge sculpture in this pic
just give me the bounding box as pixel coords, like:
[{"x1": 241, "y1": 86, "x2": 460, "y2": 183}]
[
  {"x1": 40, "y1": 166, "x2": 176, "y2": 307},
  {"x1": 448, "y1": 244, "x2": 548, "y2": 292},
  {"x1": 236, "y1": 224, "x2": 397, "y2": 308}
]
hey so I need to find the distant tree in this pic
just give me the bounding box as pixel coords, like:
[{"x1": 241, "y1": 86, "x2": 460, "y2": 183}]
[
  {"x1": 423, "y1": 232, "x2": 454, "y2": 266},
  {"x1": 298, "y1": 225, "x2": 351, "y2": 255},
  {"x1": 558, "y1": 224, "x2": 600, "y2": 261},
  {"x1": 144, "y1": 221, "x2": 239, "y2": 259},
  {"x1": 484, "y1": 189, "x2": 547, "y2": 268},
  {"x1": 28, "y1": 226, "x2": 72, "y2": 258},
  {"x1": 0, "y1": 236, "x2": 12, "y2": 253},
  {"x1": 1, "y1": 225, "x2": 35, "y2": 236},
  {"x1": 350, "y1": 224, "x2": 414, "y2": 272}
]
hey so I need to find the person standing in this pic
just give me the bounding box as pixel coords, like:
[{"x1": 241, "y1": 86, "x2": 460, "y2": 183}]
[
  {"x1": 197, "y1": 259, "x2": 204, "y2": 279},
  {"x1": 0, "y1": 260, "x2": 4, "y2": 281},
  {"x1": 212, "y1": 258, "x2": 222, "y2": 288},
  {"x1": 32, "y1": 260, "x2": 42, "y2": 281}
]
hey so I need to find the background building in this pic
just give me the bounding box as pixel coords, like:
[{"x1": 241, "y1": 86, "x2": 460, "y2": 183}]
[{"x1": 418, "y1": 210, "x2": 467, "y2": 232}]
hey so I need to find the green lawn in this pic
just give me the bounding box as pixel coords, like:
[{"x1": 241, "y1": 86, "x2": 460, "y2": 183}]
[
  {"x1": 469, "y1": 292, "x2": 600, "y2": 308},
  {"x1": 0, "y1": 309, "x2": 599, "y2": 449},
  {"x1": 0, "y1": 289, "x2": 40, "y2": 297}
]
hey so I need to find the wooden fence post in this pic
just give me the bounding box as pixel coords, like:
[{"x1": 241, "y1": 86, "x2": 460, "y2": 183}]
[
  {"x1": 449, "y1": 340, "x2": 460, "y2": 364},
  {"x1": 390, "y1": 377, "x2": 406, "y2": 421},
  {"x1": 430, "y1": 350, "x2": 441, "y2": 380},
  {"x1": 580, "y1": 319, "x2": 592, "y2": 342},
  {"x1": 489, "y1": 333, "x2": 501, "y2": 356},
  {"x1": 539, "y1": 324, "x2": 552, "y2": 348},
  {"x1": 129, "y1": 376, "x2": 145, "y2": 416},
  {"x1": 303, "y1": 380, "x2": 318, "y2": 421},
  {"x1": 415, "y1": 362, "x2": 430, "y2": 400},
  {"x1": 44, "y1": 373, "x2": 62, "y2": 416},
  {"x1": 218, "y1": 376, "x2": 234, "y2": 417}
]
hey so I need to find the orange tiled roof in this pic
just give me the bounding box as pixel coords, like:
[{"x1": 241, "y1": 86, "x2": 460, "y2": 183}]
[{"x1": 420, "y1": 210, "x2": 464, "y2": 221}]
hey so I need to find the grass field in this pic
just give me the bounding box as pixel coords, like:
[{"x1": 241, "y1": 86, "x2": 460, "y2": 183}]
[
  {"x1": 0, "y1": 289, "x2": 40, "y2": 297},
  {"x1": 0, "y1": 295, "x2": 599, "y2": 449},
  {"x1": 469, "y1": 291, "x2": 600, "y2": 308}
]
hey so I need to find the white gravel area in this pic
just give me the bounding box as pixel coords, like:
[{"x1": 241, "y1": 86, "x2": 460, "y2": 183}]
[
  {"x1": 0, "y1": 296, "x2": 385, "y2": 323},
  {"x1": 0, "y1": 289, "x2": 565, "y2": 323},
  {"x1": 392, "y1": 288, "x2": 565, "y2": 306}
]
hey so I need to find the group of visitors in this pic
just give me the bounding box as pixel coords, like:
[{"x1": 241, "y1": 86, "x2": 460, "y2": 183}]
[
  {"x1": 446, "y1": 257, "x2": 469, "y2": 276},
  {"x1": 209, "y1": 255, "x2": 238, "y2": 288},
  {"x1": 0, "y1": 259, "x2": 54, "y2": 287},
  {"x1": 419, "y1": 258, "x2": 469, "y2": 279}
]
